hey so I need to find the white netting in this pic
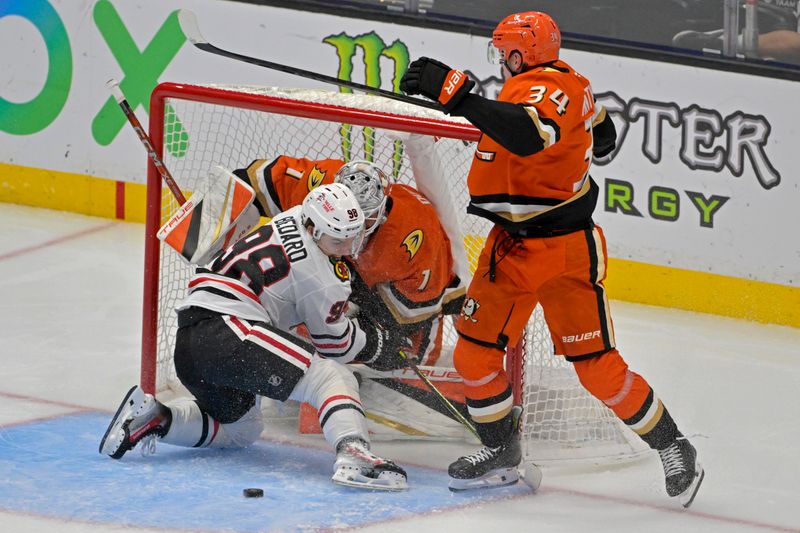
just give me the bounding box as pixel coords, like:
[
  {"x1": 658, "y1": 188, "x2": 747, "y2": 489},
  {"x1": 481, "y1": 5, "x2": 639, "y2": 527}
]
[{"x1": 146, "y1": 84, "x2": 647, "y2": 464}]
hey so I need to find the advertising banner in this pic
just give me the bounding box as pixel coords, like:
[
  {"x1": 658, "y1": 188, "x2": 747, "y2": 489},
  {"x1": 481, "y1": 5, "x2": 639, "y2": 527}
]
[{"x1": 1, "y1": 0, "x2": 797, "y2": 295}]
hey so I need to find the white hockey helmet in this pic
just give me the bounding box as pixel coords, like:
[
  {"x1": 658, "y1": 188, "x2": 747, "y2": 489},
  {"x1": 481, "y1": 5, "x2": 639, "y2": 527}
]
[
  {"x1": 333, "y1": 160, "x2": 391, "y2": 237},
  {"x1": 301, "y1": 183, "x2": 365, "y2": 257}
]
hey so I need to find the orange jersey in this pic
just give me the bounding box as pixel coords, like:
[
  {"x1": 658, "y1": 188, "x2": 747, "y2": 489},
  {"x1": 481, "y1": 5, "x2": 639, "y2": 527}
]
[
  {"x1": 234, "y1": 156, "x2": 461, "y2": 325},
  {"x1": 352, "y1": 184, "x2": 462, "y2": 324},
  {"x1": 466, "y1": 60, "x2": 599, "y2": 234},
  {"x1": 233, "y1": 156, "x2": 340, "y2": 218}
]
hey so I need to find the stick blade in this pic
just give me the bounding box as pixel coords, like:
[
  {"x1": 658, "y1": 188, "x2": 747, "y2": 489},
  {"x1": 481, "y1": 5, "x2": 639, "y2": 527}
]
[{"x1": 177, "y1": 9, "x2": 206, "y2": 45}]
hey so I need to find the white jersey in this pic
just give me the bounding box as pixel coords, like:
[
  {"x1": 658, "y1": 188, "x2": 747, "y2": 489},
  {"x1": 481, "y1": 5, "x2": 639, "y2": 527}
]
[{"x1": 178, "y1": 206, "x2": 368, "y2": 362}]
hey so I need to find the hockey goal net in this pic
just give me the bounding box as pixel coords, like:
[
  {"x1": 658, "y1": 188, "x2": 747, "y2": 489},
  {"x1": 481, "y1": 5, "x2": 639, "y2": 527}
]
[{"x1": 142, "y1": 82, "x2": 648, "y2": 465}]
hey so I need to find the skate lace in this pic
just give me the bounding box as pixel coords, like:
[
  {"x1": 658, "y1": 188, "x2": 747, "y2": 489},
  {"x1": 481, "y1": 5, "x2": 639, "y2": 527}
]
[
  {"x1": 658, "y1": 443, "x2": 686, "y2": 477},
  {"x1": 463, "y1": 446, "x2": 499, "y2": 465}
]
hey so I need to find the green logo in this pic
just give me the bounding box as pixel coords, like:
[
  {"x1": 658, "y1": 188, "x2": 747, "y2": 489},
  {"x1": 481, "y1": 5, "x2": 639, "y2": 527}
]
[
  {"x1": 0, "y1": 0, "x2": 72, "y2": 135},
  {"x1": 91, "y1": 1, "x2": 186, "y2": 148},
  {"x1": 605, "y1": 178, "x2": 729, "y2": 228},
  {"x1": 324, "y1": 32, "x2": 409, "y2": 177}
]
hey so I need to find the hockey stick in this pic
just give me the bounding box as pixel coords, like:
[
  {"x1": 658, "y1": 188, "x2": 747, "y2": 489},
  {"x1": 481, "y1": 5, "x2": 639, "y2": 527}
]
[
  {"x1": 397, "y1": 340, "x2": 541, "y2": 488},
  {"x1": 398, "y1": 350, "x2": 480, "y2": 440},
  {"x1": 400, "y1": 350, "x2": 543, "y2": 490},
  {"x1": 106, "y1": 78, "x2": 186, "y2": 205},
  {"x1": 108, "y1": 78, "x2": 258, "y2": 264},
  {"x1": 176, "y1": 9, "x2": 442, "y2": 112}
]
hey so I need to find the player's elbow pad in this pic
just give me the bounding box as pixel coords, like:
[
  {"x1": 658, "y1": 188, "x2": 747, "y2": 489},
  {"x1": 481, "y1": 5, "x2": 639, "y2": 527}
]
[
  {"x1": 593, "y1": 141, "x2": 616, "y2": 158},
  {"x1": 592, "y1": 114, "x2": 617, "y2": 158}
]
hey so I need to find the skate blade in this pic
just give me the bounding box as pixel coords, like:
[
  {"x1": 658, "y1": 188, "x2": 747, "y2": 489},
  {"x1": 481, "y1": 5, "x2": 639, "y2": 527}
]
[
  {"x1": 332, "y1": 467, "x2": 408, "y2": 492},
  {"x1": 448, "y1": 467, "x2": 520, "y2": 492},
  {"x1": 98, "y1": 385, "x2": 142, "y2": 457},
  {"x1": 679, "y1": 461, "x2": 705, "y2": 508}
]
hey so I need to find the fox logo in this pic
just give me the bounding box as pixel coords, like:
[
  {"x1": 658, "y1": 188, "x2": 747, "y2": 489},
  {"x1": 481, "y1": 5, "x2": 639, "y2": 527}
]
[
  {"x1": 307, "y1": 166, "x2": 326, "y2": 191},
  {"x1": 401, "y1": 229, "x2": 424, "y2": 260}
]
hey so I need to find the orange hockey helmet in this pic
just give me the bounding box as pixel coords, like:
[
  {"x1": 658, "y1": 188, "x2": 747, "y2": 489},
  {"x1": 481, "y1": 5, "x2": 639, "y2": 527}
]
[{"x1": 490, "y1": 12, "x2": 561, "y2": 73}]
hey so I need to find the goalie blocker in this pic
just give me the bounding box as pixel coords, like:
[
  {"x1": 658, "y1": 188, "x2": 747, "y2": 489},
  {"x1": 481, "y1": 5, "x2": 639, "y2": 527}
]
[{"x1": 158, "y1": 166, "x2": 260, "y2": 265}]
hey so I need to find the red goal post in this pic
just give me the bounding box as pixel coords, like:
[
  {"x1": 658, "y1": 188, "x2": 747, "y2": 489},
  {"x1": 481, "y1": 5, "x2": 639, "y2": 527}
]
[{"x1": 142, "y1": 82, "x2": 648, "y2": 465}]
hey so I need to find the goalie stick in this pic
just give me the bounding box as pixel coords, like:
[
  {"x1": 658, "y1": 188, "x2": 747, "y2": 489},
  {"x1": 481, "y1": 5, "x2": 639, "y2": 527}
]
[{"x1": 176, "y1": 9, "x2": 443, "y2": 112}]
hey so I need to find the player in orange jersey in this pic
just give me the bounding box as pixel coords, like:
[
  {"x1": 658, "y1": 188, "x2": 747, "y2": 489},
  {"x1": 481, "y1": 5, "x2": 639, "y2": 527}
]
[
  {"x1": 233, "y1": 156, "x2": 465, "y2": 368},
  {"x1": 401, "y1": 11, "x2": 703, "y2": 506}
]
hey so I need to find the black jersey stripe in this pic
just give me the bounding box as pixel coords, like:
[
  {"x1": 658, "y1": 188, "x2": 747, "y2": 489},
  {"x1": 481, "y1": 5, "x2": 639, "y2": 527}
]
[
  {"x1": 262, "y1": 158, "x2": 283, "y2": 213},
  {"x1": 465, "y1": 385, "x2": 513, "y2": 410},
  {"x1": 309, "y1": 320, "x2": 352, "y2": 341},
  {"x1": 189, "y1": 286, "x2": 240, "y2": 300},
  {"x1": 584, "y1": 228, "x2": 612, "y2": 350}
]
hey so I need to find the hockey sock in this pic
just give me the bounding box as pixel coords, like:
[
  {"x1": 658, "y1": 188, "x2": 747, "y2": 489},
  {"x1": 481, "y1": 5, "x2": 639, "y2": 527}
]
[
  {"x1": 624, "y1": 393, "x2": 681, "y2": 450},
  {"x1": 289, "y1": 357, "x2": 369, "y2": 448},
  {"x1": 161, "y1": 398, "x2": 219, "y2": 448},
  {"x1": 475, "y1": 409, "x2": 515, "y2": 448}
]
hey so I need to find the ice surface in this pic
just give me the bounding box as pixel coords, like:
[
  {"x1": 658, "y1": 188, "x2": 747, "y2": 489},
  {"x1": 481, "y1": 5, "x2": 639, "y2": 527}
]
[{"x1": 0, "y1": 203, "x2": 797, "y2": 532}]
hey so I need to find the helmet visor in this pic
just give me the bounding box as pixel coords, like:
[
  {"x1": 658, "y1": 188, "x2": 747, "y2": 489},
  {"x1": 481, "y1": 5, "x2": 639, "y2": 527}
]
[
  {"x1": 487, "y1": 41, "x2": 503, "y2": 64},
  {"x1": 349, "y1": 228, "x2": 366, "y2": 259}
]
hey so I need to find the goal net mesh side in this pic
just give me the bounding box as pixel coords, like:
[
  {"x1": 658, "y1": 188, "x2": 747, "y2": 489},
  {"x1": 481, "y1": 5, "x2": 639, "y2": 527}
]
[{"x1": 144, "y1": 83, "x2": 648, "y2": 464}]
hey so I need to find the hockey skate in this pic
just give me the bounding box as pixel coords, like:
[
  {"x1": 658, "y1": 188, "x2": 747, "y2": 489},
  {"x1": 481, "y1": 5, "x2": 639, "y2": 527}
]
[
  {"x1": 448, "y1": 407, "x2": 522, "y2": 492},
  {"x1": 99, "y1": 385, "x2": 172, "y2": 459},
  {"x1": 658, "y1": 436, "x2": 705, "y2": 508},
  {"x1": 331, "y1": 437, "x2": 408, "y2": 491}
]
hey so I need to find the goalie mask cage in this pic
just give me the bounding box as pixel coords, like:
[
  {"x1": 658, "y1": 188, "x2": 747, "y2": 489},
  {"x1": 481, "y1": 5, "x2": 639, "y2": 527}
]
[{"x1": 143, "y1": 82, "x2": 648, "y2": 465}]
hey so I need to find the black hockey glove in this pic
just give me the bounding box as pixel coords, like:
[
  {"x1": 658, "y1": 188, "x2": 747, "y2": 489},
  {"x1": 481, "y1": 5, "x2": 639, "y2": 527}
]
[
  {"x1": 400, "y1": 57, "x2": 475, "y2": 113},
  {"x1": 354, "y1": 315, "x2": 413, "y2": 371}
]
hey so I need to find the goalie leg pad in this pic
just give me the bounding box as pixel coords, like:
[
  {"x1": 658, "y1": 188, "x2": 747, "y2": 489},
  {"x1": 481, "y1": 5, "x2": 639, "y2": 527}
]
[{"x1": 157, "y1": 166, "x2": 257, "y2": 265}]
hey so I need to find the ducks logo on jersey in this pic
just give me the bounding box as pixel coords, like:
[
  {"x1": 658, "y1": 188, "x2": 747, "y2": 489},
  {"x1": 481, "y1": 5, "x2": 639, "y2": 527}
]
[
  {"x1": 460, "y1": 297, "x2": 480, "y2": 323},
  {"x1": 307, "y1": 166, "x2": 326, "y2": 191},
  {"x1": 401, "y1": 229, "x2": 424, "y2": 261}
]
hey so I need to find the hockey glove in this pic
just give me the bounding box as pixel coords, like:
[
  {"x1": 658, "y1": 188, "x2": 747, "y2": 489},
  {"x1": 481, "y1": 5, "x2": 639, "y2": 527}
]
[
  {"x1": 354, "y1": 315, "x2": 413, "y2": 371},
  {"x1": 400, "y1": 57, "x2": 475, "y2": 113}
]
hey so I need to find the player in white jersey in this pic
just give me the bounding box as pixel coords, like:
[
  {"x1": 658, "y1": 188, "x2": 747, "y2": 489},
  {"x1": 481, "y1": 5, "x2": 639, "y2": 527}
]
[{"x1": 100, "y1": 184, "x2": 409, "y2": 491}]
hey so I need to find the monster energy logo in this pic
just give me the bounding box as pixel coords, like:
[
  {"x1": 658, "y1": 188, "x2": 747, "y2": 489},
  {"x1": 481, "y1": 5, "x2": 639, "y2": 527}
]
[{"x1": 324, "y1": 32, "x2": 410, "y2": 179}]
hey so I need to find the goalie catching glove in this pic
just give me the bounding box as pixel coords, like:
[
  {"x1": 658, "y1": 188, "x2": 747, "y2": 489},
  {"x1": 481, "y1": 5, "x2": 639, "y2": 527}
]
[
  {"x1": 354, "y1": 313, "x2": 413, "y2": 371},
  {"x1": 400, "y1": 57, "x2": 475, "y2": 113}
]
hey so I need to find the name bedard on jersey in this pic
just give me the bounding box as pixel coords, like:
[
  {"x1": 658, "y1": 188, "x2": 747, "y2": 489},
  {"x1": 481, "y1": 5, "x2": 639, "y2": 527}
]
[{"x1": 273, "y1": 215, "x2": 308, "y2": 262}]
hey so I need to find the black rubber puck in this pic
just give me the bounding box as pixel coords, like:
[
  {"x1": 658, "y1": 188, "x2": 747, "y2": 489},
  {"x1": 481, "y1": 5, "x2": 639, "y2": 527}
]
[{"x1": 243, "y1": 488, "x2": 264, "y2": 498}]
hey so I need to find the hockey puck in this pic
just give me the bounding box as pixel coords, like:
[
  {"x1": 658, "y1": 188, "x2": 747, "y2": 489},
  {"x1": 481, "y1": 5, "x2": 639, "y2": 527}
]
[{"x1": 243, "y1": 488, "x2": 264, "y2": 498}]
